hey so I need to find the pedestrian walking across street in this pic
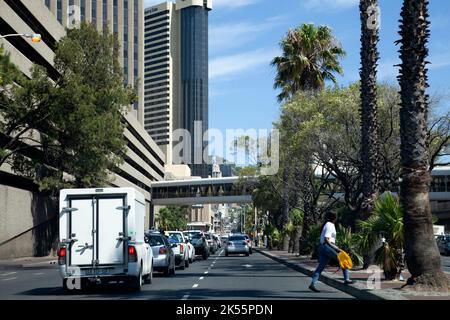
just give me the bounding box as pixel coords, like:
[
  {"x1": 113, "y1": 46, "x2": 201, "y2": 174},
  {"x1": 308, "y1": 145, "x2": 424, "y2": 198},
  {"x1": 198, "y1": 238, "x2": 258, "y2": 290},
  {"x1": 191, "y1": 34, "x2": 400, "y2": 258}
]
[{"x1": 309, "y1": 211, "x2": 354, "y2": 293}]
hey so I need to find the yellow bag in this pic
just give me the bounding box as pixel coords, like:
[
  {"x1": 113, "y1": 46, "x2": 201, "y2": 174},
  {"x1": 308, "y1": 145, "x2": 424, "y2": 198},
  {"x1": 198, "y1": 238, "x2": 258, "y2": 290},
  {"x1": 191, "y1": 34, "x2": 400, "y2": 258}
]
[{"x1": 337, "y1": 250, "x2": 353, "y2": 269}]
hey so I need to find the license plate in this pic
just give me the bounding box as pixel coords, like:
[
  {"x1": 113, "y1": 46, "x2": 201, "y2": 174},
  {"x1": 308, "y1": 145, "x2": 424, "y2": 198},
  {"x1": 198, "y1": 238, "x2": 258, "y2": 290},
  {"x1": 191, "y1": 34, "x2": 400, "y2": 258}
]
[{"x1": 84, "y1": 268, "x2": 112, "y2": 276}]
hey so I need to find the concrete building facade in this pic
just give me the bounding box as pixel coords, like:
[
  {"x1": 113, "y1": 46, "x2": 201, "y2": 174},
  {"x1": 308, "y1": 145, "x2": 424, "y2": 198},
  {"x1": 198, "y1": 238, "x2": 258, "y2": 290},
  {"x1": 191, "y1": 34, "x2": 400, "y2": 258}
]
[
  {"x1": 144, "y1": 0, "x2": 212, "y2": 178},
  {"x1": 0, "y1": 0, "x2": 165, "y2": 258},
  {"x1": 43, "y1": 0, "x2": 145, "y2": 125}
]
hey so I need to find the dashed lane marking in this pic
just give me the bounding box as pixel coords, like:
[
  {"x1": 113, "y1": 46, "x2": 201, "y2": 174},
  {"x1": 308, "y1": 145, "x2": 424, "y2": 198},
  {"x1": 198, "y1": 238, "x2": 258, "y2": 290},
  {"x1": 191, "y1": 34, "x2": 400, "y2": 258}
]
[
  {"x1": 199, "y1": 277, "x2": 204, "y2": 280},
  {"x1": 181, "y1": 295, "x2": 189, "y2": 300},
  {"x1": 0, "y1": 272, "x2": 17, "y2": 277},
  {"x1": 2, "y1": 277, "x2": 17, "y2": 281},
  {"x1": 192, "y1": 284, "x2": 199, "y2": 288}
]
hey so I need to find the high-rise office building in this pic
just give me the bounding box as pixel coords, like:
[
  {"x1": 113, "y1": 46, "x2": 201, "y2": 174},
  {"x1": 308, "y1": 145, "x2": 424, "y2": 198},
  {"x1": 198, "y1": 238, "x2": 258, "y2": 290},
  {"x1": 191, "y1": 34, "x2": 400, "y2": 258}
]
[
  {"x1": 43, "y1": 0, "x2": 145, "y2": 124},
  {"x1": 144, "y1": 0, "x2": 212, "y2": 178}
]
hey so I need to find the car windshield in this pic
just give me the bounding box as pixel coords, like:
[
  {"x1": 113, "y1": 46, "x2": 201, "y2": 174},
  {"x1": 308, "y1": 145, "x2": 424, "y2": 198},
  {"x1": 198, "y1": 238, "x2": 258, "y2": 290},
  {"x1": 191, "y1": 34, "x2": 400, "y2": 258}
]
[
  {"x1": 229, "y1": 236, "x2": 245, "y2": 241},
  {"x1": 191, "y1": 235, "x2": 203, "y2": 244},
  {"x1": 148, "y1": 235, "x2": 164, "y2": 247},
  {"x1": 168, "y1": 233, "x2": 184, "y2": 243}
]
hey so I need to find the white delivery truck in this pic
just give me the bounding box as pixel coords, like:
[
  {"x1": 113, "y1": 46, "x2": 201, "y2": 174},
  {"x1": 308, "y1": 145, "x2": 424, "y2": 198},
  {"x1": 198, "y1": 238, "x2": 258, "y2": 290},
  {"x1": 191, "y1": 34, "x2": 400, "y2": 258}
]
[{"x1": 58, "y1": 188, "x2": 153, "y2": 291}]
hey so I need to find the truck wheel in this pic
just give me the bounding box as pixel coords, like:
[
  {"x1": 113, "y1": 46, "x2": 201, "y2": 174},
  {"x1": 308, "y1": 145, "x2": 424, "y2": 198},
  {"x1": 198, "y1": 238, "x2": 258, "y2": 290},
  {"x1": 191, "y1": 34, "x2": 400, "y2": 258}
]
[
  {"x1": 203, "y1": 252, "x2": 208, "y2": 260},
  {"x1": 245, "y1": 252, "x2": 250, "y2": 256},
  {"x1": 62, "y1": 279, "x2": 70, "y2": 294},
  {"x1": 185, "y1": 258, "x2": 189, "y2": 268},
  {"x1": 144, "y1": 269, "x2": 152, "y2": 284},
  {"x1": 171, "y1": 265, "x2": 176, "y2": 275},
  {"x1": 163, "y1": 266, "x2": 170, "y2": 276},
  {"x1": 189, "y1": 257, "x2": 193, "y2": 264},
  {"x1": 180, "y1": 261, "x2": 185, "y2": 270},
  {"x1": 130, "y1": 268, "x2": 143, "y2": 291}
]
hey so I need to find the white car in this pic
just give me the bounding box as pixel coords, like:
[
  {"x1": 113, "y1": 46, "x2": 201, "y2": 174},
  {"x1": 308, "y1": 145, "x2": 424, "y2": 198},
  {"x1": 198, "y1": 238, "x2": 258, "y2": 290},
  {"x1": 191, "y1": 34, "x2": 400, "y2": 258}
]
[
  {"x1": 58, "y1": 188, "x2": 153, "y2": 292},
  {"x1": 166, "y1": 231, "x2": 190, "y2": 269},
  {"x1": 182, "y1": 232, "x2": 196, "y2": 263}
]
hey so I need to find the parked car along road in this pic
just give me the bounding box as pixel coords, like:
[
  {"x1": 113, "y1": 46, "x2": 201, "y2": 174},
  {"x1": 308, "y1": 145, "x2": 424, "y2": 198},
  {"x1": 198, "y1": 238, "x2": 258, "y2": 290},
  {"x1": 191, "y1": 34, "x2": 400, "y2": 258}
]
[
  {"x1": 437, "y1": 235, "x2": 450, "y2": 256},
  {"x1": 204, "y1": 233, "x2": 218, "y2": 254},
  {"x1": 225, "y1": 235, "x2": 250, "y2": 257},
  {"x1": 166, "y1": 231, "x2": 189, "y2": 269},
  {"x1": 146, "y1": 231, "x2": 176, "y2": 276},
  {"x1": 182, "y1": 232, "x2": 196, "y2": 263},
  {"x1": 190, "y1": 233, "x2": 210, "y2": 260}
]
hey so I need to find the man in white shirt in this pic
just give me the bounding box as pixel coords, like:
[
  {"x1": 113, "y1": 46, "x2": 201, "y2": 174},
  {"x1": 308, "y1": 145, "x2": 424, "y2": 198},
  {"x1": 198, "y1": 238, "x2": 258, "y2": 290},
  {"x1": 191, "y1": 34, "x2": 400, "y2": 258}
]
[{"x1": 309, "y1": 211, "x2": 353, "y2": 292}]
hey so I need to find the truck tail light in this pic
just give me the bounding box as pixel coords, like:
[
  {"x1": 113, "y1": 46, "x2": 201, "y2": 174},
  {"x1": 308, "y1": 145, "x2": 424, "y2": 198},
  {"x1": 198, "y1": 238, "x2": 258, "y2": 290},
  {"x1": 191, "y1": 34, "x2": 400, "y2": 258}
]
[
  {"x1": 58, "y1": 246, "x2": 67, "y2": 265},
  {"x1": 180, "y1": 244, "x2": 184, "y2": 254},
  {"x1": 128, "y1": 245, "x2": 137, "y2": 262},
  {"x1": 159, "y1": 246, "x2": 167, "y2": 254}
]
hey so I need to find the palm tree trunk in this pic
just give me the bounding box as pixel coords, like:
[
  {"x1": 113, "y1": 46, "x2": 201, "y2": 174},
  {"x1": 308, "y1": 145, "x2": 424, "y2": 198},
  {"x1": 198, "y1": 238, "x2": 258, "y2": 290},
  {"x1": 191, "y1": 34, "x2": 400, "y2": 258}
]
[
  {"x1": 359, "y1": 0, "x2": 380, "y2": 221},
  {"x1": 398, "y1": 0, "x2": 450, "y2": 290}
]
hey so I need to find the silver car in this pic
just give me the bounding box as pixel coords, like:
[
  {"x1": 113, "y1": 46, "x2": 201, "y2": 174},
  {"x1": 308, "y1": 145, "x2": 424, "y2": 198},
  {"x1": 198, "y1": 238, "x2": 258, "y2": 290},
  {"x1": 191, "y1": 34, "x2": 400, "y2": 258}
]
[
  {"x1": 225, "y1": 235, "x2": 249, "y2": 256},
  {"x1": 146, "y1": 231, "x2": 176, "y2": 276}
]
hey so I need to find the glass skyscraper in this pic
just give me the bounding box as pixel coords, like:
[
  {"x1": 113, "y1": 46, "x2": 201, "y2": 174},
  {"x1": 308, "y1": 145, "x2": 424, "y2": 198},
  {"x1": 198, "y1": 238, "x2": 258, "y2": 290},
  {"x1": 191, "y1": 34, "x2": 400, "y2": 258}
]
[{"x1": 144, "y1": 0, "x2": 212, "y2": 177}]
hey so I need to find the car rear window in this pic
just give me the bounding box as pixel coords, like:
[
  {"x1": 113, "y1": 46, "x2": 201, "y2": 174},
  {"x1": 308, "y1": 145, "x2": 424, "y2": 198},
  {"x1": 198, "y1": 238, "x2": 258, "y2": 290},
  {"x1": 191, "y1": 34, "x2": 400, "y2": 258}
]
[
  {"x1": 229, "y1": 236, "x2": 245, "y2": 241},
  {"x1": 169, "y1": 233, "x2": 184, "y2": 243},
  {"x1": 149, "y1": 235, "x2": 164, "y2": 246}
]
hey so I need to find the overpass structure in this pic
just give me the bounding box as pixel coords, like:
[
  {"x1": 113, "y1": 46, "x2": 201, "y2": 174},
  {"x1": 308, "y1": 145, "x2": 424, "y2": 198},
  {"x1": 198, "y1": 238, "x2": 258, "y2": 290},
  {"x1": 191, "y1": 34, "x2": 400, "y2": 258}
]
[{"x1": 151, "y1": 176, "x2": 253, "y2": 205}]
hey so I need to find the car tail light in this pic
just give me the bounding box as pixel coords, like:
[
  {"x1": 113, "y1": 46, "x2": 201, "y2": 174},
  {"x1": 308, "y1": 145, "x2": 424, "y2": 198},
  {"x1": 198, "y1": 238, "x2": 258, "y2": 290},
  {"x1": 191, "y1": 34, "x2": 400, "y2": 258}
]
[
  {"x1": 128, "y1": 245, "x2": 137, "y2": 262},
  {"x1": 58, "y1": 246, "x2": 66, "y2": 265},
  {"x1": 159, "y1": 246, "x2": 167, "y2": 254},
  {"x1": 180, "y1": 244, "x2": 184, "y2": 254}
]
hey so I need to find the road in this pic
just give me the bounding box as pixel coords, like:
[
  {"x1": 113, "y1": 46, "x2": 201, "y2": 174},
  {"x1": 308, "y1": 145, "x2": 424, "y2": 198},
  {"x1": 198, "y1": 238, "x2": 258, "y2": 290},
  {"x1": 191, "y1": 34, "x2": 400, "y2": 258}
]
[
  {"x1": 0, "y1": 250, "x2": 354, "y2": 300},
  {"x1": 442, "y1": 255, "x2": 450, "y2": 273}
]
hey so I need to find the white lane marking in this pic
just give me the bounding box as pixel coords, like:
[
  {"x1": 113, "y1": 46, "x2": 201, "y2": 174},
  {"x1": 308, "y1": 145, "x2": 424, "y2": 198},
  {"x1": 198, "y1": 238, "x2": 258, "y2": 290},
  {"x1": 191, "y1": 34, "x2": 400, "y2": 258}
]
[
  {"x1": 204, "y1": 271, "x2": 208, "y2": 274},
  {"x1": 34, "y1": 272, "x2": 44, "y2": 276},
  {"x1": 199, "y1": 276, "x2": 204, "y2": 280},
  {"x1": 0, "y1": 272, "x2": 17, "y2": 277},
  {"x1": 2, "y1": 277, "x2": 17, "y2": 281},
  {"x1": 192, "y1": 284, "x2": 199, "y2": 288},
  {"x1": 181, "y1": 295, "x2": 189, "y2": 300}
]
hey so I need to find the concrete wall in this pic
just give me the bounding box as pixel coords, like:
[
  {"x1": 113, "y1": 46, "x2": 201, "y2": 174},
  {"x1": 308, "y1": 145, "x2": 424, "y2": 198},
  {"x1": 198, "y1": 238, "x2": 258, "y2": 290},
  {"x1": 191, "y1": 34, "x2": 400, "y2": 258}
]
[{"x1": 0, "y1": 185, "x2": 58, "y2": 259}]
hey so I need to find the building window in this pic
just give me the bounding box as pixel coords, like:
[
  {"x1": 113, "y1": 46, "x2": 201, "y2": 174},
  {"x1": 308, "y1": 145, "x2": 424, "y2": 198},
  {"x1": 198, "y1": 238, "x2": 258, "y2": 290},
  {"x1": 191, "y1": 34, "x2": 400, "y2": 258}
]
[
  {"x1": 57, "y1": 0, "x2": 62, "y2": 23},
  {"x1": 80, "y1": 0, "x2": 86, "y2": 21},
  {"x1": 113, "y1": 0, "x2": 118, "y2": 34},
  {"x1": 92, "y1": 0, "x2": 97, "y2": 25},
  {"x1": 44, "y1": 0, "x2": 50, "y2": 9},
  {"x1": 134, "y1": 0, "x2": 139, "y2": 82},
  {"x1": 124, "y1": 0, "x2": 129, "y2": 83},
  {"x1": 103, "y1": 0, "x2": 107, "y2": 31}
]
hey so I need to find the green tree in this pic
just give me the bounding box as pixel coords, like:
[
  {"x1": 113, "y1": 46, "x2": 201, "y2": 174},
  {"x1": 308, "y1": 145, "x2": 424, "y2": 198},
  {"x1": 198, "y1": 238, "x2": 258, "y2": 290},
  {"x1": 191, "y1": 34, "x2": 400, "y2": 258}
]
[
  {"x1": 396, "y1": 0, "x2": 450, "y2": 289},
  {"x1": 0, "y1": 23, "x2": 136, "y2": 191},
  {"x1": 156, "y1": 206, "x2": 189, "y2": 231},
  {"x1": 271, "y1": 23, "x2": 346, "y2": 102},
  {"x1": 359, "y1": 0, "x2": 381, "y2": 219}
]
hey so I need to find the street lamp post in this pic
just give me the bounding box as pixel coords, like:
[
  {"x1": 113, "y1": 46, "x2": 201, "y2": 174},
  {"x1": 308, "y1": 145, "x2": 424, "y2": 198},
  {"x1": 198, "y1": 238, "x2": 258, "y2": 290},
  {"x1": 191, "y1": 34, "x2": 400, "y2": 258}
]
[{"x1": 0, "y1": 33, "x2": 42, "y2": 42}]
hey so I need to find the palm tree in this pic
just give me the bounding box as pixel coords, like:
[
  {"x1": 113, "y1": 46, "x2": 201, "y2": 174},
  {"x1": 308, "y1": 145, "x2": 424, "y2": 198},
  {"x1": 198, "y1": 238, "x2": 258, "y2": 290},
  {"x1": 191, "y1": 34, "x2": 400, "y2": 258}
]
[
  {"x1": 271, "y1": 23, "x2": 345, "y2": 102},
  {"x1": 397, "y1": 0, "x2": 449, "y2": 289},
  {"x1": 359, "y1": 0, "x2": 380, "y2": 220}
]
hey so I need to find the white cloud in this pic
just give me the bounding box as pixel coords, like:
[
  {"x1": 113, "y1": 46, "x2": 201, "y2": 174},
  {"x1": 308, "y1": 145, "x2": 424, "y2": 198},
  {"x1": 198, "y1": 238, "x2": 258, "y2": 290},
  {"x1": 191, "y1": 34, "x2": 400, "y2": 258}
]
[
  {"x1": 214, "y1": 0, "x2": 259, "y2": 9},
  {"x1": 210, "y1": 16, "x2": 285, "y2": 53},
  {"x1": 209, "y1": 48, "x2": 279, "y2": 80},
  {"x1": 302, "y1": 0, "x2": 358, "y2": 10}
]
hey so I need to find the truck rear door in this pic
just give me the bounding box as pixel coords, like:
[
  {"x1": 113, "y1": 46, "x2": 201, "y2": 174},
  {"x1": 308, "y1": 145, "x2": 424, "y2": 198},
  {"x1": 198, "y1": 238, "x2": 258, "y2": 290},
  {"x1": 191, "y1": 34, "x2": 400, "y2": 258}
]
[{"x1": 67, "y1": 194, "x2": 127, "y2": 268}]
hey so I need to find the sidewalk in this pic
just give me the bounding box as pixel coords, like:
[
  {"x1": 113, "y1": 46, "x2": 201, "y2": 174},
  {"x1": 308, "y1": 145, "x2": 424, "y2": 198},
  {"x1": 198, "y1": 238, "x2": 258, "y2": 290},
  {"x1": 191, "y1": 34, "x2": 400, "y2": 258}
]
[
  {"x1": 0, "y1": 255, "x2": 58, "y2": 270},
  {"x1": 255, "y1": 247, "x2": 450, "y2": 300}
]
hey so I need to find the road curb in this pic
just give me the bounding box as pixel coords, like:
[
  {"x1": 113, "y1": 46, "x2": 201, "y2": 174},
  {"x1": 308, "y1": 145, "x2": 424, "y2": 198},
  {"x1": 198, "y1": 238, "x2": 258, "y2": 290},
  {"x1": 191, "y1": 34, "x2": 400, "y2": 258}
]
[
  {"x1": 0, "y1": 261, "x2": 58, "y2": 270},
  {"x1": 255, "y1": 248, "x2": 406, "y2": 300}
]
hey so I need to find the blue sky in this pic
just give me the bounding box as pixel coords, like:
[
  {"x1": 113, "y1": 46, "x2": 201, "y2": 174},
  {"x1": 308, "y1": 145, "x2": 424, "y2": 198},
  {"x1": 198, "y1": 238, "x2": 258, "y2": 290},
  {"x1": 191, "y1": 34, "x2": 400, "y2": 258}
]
[{"x1": 145, "y1": 0, "x2": 450, "y2": 136}]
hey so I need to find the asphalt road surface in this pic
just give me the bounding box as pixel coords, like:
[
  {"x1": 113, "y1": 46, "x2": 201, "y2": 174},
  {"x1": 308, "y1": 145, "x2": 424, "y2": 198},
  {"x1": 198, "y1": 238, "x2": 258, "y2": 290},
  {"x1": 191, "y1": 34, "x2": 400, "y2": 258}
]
[{"x1": 0, "y1": 250, "x2": 354, "y2": 300}]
